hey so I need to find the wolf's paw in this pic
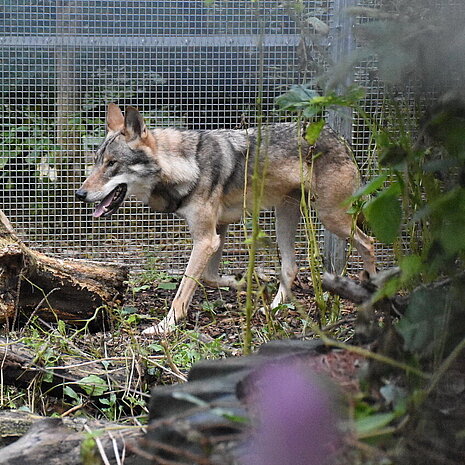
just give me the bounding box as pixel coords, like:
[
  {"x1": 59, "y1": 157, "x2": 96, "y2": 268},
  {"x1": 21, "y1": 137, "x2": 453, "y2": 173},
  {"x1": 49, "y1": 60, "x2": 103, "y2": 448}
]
[
  {"x1": 142, "y1": 317, "x2": 177, "y2": 336},
  {"x1": 270, "y1": 288, "x2": 293, "y2": 310},
  {"x1": 141, "y1": 325, "x2": 161, "y2": 336},
  {"x1": 202, "y1": 274, "x2": 244, "y2": 289},
  {"x1": 258, "y1": 290, "x2": 293, "y2": 316}
]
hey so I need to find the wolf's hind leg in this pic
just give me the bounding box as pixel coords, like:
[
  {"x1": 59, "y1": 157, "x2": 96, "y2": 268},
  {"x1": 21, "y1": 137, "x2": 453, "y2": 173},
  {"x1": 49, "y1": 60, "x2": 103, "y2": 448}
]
[
  {"x1": 202, "y1": 223, "x2": 242, "y2": 289},
  {"x1": 271, "y1": 196, "x2": 301, "y2": 309},
  {"x1": 352, "y1": 226, "x2": 376, "y2": 277},
  {"x1": 313, "y1": 160, "x2": 376, "y2": 277},
  {"x1": 317, "y1": 207, "x2": 376, "y2": 277}
]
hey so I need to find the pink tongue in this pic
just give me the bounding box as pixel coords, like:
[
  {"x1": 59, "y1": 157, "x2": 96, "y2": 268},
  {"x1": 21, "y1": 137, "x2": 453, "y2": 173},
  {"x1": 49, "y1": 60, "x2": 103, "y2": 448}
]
[{"x1": 93, "y1": 190, "x2": 115, "y2": 218}]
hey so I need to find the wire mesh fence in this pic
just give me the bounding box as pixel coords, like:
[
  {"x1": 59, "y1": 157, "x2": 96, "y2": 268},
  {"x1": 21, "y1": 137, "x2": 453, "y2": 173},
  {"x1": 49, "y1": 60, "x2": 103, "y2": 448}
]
[{"x1": 0, "y1": 0, "x2": 393, "y2": 277}]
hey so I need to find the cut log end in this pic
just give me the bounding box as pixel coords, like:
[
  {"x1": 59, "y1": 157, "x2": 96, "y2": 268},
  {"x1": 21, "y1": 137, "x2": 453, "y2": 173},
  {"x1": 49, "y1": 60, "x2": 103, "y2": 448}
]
[{"x1": 0, "y1": 209, "x2": 128, "y2": 330}]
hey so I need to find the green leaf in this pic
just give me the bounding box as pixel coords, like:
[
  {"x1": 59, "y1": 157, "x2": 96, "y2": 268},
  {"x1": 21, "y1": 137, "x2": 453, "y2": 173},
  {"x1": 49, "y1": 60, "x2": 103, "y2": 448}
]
[
  {"x1": 305, "y1": 119, "x2": 325, "y2": 145},
  {"x1": 43, "y1": 370, "x2": 54, "y2": 383},
  {"x1": 148, "y1": 343, "x2": 164, "y2": 353},
  {"x1": 80, "y1": 435, "x2": 99, "y2": 465},
  {"x1": 79, "y1": 375, "x2": 108, "y2": 397},
  {"x1": 121, "y1": 306, "x2": 138, "y2": 314},
  {"x1": 58, "y1": 319, "x2": 66, "y2": 335},
  {"x1": 374, "y1": 275, "x2": 401, "y2": 299},
  {"x1": 435, "y1": 189, "x2": 465, "y2": 255},
  {"x1": 313, "y1": 87, "x2": 366, "y2": 108},
  {"x1": 132, "y1": 284, "x2": 150, "y2": 293},
  {"x1": 64, "y1": 385, "x2": 81, "y2": 402},
  {"x1": 396, "y1": 287, "x2": 445, "y2": 355},
  {"x1": 80, "y1": 428, "x2": 106, "y2": 464},
  {"x1": 356, "y1": 412, "x2": 397, "y2": 438},
  {"x1": 364, "y1": 184, "x2": 402, "y2": 243},
  {"x1": 302, "y1": 105, "x2": 320, "y2": 118},
  {"x1": 157, "y1": 282, "x2": 178, "y2": 290},
  {"x1": 211, "y1": 407, "x2": 250, "y2": 424},
  {"x1": 275, "y1": 84, "x2": 319, "y2": 111},
  {"x1": 400, "y1": 254, "x2": 422, "y2": 281},
  {"x1": 350, "y1": 174, "x2": 388, "y2": 200}
]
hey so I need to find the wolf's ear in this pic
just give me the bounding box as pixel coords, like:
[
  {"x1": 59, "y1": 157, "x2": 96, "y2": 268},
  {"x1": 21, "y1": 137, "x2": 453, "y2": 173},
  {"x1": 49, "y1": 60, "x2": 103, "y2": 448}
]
[
  {"x1": 107, "y1": 103, "x2": 124, "y2": 132},
  {"x1": 124, "y1": 106, "x2": 148, "y2": 141}
]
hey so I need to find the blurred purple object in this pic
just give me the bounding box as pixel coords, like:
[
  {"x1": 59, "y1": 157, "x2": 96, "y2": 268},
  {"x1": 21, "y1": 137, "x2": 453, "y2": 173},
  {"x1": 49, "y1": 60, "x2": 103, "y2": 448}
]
[{"x1": 245, "y1": 363, "x2": 339, "y2": 465}]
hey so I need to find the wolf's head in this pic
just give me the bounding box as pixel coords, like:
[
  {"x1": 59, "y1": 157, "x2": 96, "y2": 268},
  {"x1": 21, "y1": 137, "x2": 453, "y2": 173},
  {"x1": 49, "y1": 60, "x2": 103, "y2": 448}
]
[{"x1": 75, "y1": 104, "x2": 159, "y2": 217}]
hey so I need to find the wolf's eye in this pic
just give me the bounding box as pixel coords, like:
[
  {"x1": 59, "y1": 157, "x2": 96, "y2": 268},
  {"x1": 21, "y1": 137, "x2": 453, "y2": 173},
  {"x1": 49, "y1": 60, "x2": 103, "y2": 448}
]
[{"x1": 107, "y1": 160, "x2": 117, "y2": 167}]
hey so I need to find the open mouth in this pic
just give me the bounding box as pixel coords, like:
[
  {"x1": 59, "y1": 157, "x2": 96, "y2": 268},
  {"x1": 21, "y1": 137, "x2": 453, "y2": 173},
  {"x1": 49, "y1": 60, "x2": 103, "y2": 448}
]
[{"x1": 93, "y1": 184, "x2": 128, "y2": 218}]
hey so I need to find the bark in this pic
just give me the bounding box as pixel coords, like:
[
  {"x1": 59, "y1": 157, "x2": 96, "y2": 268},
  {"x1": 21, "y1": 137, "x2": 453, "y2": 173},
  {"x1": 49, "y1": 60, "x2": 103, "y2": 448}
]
[
  {"x1": 0, "y1": 337, "x2": 145, "y2": 398},
  {"x1": 322, "y1": 272, "x2": 373, "y2": 304},
  {"x1": 322, "y1": 268, "x2": 406, "y2": 309},
  {"x1": 0, "y1": 410, "x2": 145, "y2": 465},
  {"x1": 0, "y1": 210, "x2": 128, "y2": 328}
]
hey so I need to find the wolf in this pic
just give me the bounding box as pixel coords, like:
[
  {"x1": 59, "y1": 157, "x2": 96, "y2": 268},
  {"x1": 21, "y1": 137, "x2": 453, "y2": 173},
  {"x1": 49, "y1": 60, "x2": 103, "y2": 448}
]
[{"x1": 75, "y1": 104, "x2": 376, "y2": 335}]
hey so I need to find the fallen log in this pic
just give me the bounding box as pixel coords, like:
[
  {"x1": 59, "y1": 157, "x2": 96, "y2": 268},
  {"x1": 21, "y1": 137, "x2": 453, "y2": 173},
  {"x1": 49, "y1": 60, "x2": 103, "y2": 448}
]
[
  {"x1": 0, "y1": 410, "x2": 144, "y2": 465},
  {"x1": 321, "y1": 272, "x2": 374, "y2": 304},
  {"x1": 0, "y1": 210, "x2": 128, "y2": 329},
  {"x1": 322, "y1": 268, "x2": 408, "y2": 313},
  {"x1": 0, "y1": 337, "x2": 147, "y2": 404}
]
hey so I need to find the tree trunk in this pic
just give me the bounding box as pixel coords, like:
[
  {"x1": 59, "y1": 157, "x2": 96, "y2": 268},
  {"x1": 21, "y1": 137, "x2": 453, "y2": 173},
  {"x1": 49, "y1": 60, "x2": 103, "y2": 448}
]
[{"x1": 0, "y1": 209, "x2": 128, "y2": 328}]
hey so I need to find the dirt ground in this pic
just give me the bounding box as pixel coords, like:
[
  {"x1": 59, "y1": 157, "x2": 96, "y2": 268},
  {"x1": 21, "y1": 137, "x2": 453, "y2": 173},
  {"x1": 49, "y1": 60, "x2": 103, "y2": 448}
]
[
  {"x1": 124, "y1": 274, "x2": 363, "y2": 394},
  {"x1": 132, "y1": 276, "x2": 358, "y2": 345}
]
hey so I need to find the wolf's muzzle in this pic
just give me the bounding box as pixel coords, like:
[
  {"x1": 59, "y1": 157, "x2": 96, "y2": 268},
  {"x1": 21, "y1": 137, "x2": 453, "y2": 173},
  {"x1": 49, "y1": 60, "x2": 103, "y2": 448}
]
[{"x1": 75, "y1": 189, "x2": 88, "y2": 201}]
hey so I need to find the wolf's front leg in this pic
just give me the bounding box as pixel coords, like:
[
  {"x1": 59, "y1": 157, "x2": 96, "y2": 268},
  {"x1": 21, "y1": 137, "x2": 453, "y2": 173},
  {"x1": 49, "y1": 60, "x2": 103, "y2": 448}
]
[
  {"x1": 142, "y1": 213, "x2": 221, "y2": 336},
  {"x1": 201, "y1": 223, "x2": 243, "y2": 289}
]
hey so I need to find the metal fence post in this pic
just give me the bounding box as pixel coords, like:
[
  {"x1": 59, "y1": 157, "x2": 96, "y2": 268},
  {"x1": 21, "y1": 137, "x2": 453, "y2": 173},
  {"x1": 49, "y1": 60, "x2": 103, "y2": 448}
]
[{"x1": 324, "y1": 0, "x2": 356, "y2": 274}]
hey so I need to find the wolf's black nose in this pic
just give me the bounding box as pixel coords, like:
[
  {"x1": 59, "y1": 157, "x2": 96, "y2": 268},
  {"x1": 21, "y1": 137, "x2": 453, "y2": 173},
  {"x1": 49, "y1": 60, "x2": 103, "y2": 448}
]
[{"x1": 75, "y1": 189, "x2": 87, "y2": 201}]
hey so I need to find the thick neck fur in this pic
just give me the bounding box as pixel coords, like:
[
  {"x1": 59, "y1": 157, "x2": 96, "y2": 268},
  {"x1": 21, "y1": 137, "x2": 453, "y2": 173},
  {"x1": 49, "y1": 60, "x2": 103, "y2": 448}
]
[
  {"x1": 152, "y1": 128, "x2": 200, "y2": 187},
  {"x1": 147, "y1": 128, "x2": 200, "y2": 212}
]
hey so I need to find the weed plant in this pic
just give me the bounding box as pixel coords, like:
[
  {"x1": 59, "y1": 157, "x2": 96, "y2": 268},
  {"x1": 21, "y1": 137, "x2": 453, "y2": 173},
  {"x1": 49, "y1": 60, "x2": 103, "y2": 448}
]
[{"x1": 272, "y1": 2, "x2": 465, "y2": 462}]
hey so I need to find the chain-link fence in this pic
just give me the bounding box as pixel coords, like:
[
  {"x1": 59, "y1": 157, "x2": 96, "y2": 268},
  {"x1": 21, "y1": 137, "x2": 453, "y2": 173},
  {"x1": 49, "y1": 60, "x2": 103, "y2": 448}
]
[{"x1": 0, "y1": 0, "x2": 392, "y2": 276}]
